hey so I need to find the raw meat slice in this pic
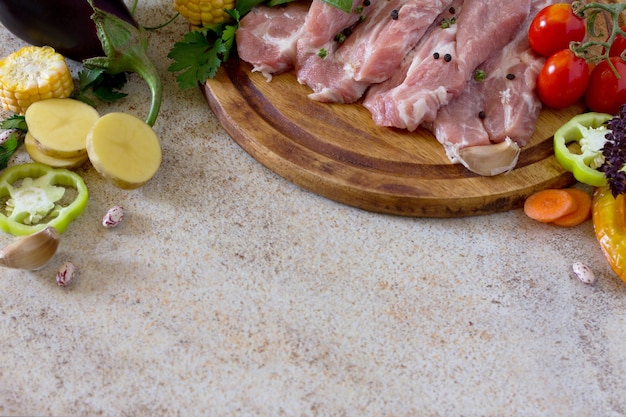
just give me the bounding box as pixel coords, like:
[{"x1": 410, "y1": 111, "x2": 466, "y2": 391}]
[
  {"x1": 294, "y1": 0, "x2": 372, "y2": 102},
  {"x1": 346, "y1": 0, "x2": 455, "y2": 84},
  {"x1": 362, "y1": 3, "x2": 462, "y2": 129},
  {"x1": 426, "y1": 0, "x2": 559, "y2": 175},
  {"x1": 480, "y1": 0, "x2": 561, "y2": 146},
  {"x1": 297, "y1": 0, "x2": 366, "y2": 50},
  {"x1": 236, "y1": 1, "x2": 310, "y2": 80},
  {"x1": 427, "y1": 79, "x2": 490, "y2": 158},
  {"x1": 363, "y1": 0, "x2": 531, "y2": 131},
  {"x1": 299, "y1": 0, "x2": 455, "y2": 103}
]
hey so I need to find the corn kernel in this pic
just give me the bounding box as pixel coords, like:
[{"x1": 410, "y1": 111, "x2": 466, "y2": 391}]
[
  {"x1": 0, "y1": 46, "x2": 74, "y2": 114},
  {"x1": 173, "y1": 0, "x2": 235, "y2": 26}
]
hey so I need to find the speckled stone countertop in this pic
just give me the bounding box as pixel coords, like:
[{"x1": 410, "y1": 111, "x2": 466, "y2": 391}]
[{"x1": 1, "y1": 2, "x2": 626, "y2": 416}]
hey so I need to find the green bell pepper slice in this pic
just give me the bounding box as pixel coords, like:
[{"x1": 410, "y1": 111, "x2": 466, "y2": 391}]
[
  {"x1": 0, "y1": 163, "x2": 88, "y2": 236},
  {"x1": 554, "y1": 112, "x2": 613, "y2": 187}
]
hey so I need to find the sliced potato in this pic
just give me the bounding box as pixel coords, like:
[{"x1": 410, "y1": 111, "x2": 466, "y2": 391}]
[
  {"x1": 25, "y1": 98, "x2": 99, "y2": 158},
  {"x1": 86, "y1": 112, "x2": 162, "y2": 189},
  {"x1": 25, "y1": 132, "x2": 89, "y2": 169}
]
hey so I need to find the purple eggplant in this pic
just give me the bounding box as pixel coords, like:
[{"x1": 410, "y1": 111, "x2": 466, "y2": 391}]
[{"x1": 0, "y1": 0, "x2": 137, "y2": 61}]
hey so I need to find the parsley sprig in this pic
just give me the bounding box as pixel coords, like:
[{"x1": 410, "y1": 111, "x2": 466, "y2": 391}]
[
  {"x1": 167, "y1": 11, "x2": 240, "y2": 90},
  {"x1": 167, "y1": 0, "x2": 355, "y2": 90},
  {"x1": 73, "y1": 68, "x2": 128, "y2": 107},
  {"x1": 0, "y1": 115, "x2": 27, "y2": 170}
]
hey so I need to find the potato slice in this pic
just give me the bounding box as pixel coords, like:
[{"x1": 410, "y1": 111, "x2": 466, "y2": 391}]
[
  {"x1": 25, "y1": 98, "x2": 99, "y2": 158},
  {"x1": 86, "y1": 112, "x2": 162, "y2": 189},
  {"x1": 25, "y1": 132, "x2": 89, "y2": 169}
]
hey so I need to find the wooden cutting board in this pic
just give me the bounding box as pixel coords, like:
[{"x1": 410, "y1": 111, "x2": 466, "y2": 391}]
[{"x1": 202, "y1": 58, "x2": 584, "y2": 217}]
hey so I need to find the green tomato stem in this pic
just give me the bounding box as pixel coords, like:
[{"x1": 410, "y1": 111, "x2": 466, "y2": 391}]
[{"x1": 571, "y1": 1, "x2": 626, "y2": 78}]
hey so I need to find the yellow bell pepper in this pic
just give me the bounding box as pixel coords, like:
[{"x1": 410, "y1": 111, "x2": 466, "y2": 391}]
[
  {"x1": 0, "y1": 46, "x2": 74, "y2": 114},
  {"x1": 173, "y1": 0, "x2": 236, "y2": 26},
  {"x1": 592, "y1": 185, "x2": 626, "y2": 283}
]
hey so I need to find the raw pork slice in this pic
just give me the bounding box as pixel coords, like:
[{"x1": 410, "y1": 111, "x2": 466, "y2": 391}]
[
  {"x1": 480, "y1": 0, "x2": 561, "y2": 146},
  {"x1": 297, "y1": 0, "x2": 455, "y2": 103},
  {"x1": 294, "y1": 0, "x2": 372, "y2": 102},
  {"x1": 345, "y1": 0, "x2": 455, "y2": 84},
  {"x1": 427, "y1": 0, "x2": 559, "y2": 175},
  {"x1": 363, "y1": 0, "x2": 531, "y2": 131},
  {"x1": 236, "y1": 1, "x2": 310, "y2": 80}
]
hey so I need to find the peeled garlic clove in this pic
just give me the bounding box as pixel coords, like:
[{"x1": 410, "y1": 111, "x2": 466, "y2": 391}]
[
  {"x1": 454, "y1": 138, "x2": 521, "y2": 176},
  {"x1": 0, "y1": 226, "x2": 61, "y2": 270}
]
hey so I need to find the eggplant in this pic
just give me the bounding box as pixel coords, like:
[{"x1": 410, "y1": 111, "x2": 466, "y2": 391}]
[{"x1": 0, "y1": 0, "x2": 136, "y2": 61}]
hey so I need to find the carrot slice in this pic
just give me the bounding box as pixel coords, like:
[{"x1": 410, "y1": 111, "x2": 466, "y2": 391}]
[
  {"x1": 523, "y1": 189, "x2": 577, "y2": 223},
  {"x1": 552, "y1": 188, "x2": 592, "y2": 227}
]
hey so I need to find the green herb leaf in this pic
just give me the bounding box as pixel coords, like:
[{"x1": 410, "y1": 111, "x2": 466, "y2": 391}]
[
  {"x1": 322, "y1": 0, "x2": 353, "y2": 13},
  {"x1": 74, "y1": 69, "x2": 128, "y2": 106},
  {"x1": 222, "y1": 10, "x2": 241, "y2": 62},
  {"x1": 0, "y1": 133, "x2": 20, "y2": 170},
  {"x1": 0, "y1": 115, "x2": 27, "y2": 132},
  {"x1": 266, "y1": 0, "x2": 295, "y2": 6},
  {"x1": 78, "y1": 68, "x2": 106, "y2": 90},
  {"x1": 167, "y1": 0, "x2": 350, "y2": 90},
  {"x1": 236, "y1": 0, "x2": 270, "y2": 16},
  {"x1": 168, "y1": 29, "x2": 227, "y2": 90},
  {"x1": 474, "y1": 69, "x2": 486, "y2": 82}
]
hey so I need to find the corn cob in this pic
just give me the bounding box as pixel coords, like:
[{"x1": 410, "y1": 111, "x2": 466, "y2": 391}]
[
  {"x1": 174, "y1": 0, "x2": 236, "y2": 26},
  {"x1": 0, "y1": 46, "x2": 74, "y2": 115}
]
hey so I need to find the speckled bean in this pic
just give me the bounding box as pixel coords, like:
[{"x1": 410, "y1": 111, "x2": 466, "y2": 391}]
[
  {"x1": 56, "y1": 261, "x2": 76, "y2": 287},
  {"x1": 572, "y1": 261, "x2": 596, "y2": 285},
  {"x1": 102, "y1": 206, "x2": 125, "y2": 228}
]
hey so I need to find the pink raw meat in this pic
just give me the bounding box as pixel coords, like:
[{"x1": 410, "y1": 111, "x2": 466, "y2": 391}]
[
  {"x1": 295, "y1": 0, "x2": 372, "y2": 102},
  {"x1": 298, "y1": 0, "x2": 455, "y2": 103},
  {"x1": 429, "y1": 0, "x2": 559, "y2": 155},
  {"x1": 236, "y1": 1, "x2": 310, "y2": 80},
  {"x1": 363, "y1": 0, "x2": 531, "y2": 131}
]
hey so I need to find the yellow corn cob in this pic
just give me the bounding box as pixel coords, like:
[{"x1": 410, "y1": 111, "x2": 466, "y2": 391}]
[
  {"x1": 174, "y1": 0, "x2": 236, "y2": 26},
  {"x1": 0, "y1": 46, "x2": 74, "y2": 115}
]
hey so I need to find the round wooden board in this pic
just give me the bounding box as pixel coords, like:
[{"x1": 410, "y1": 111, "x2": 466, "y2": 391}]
[{"x1": 202, "y1": 58, "x2": 584, "y2": 217}]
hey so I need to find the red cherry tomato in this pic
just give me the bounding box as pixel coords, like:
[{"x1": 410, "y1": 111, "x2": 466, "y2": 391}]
[
  {"x1": 537, "y1": 49, "x2": 589, "y2": 109},
  {"x1": 585, "y1": 57, "x2": 626, "y2": 114},
  {"x1": 609, "y1": 26, "x2": 626, "y2": 57},
  {"x1": 528, "y1": 3, "x2": 586, "y2": 57}
]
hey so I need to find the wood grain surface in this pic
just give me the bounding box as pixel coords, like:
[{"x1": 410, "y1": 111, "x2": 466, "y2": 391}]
[{"x1": 202, "y1": 57, "x2": 585, "y2": 217}]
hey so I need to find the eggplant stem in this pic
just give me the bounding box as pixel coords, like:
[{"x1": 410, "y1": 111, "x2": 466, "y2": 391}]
[
  {"x1": 143, "y1": 13, "x2": 180, "y2": 31},
  {"x1": 85, "y1": 0, "x2": 163, "y2": 126}
]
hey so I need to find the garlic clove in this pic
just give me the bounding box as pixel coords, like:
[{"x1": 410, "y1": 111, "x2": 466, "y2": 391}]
[
  {"x1": 0, "y1": 226, "x2": 61, "y2": 270},
  {"x1": 454, "y1": 138, "x2": 521, "y2": 176}
]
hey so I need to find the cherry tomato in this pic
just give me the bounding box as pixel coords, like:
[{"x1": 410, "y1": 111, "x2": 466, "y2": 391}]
[
  {"x1": 585, "y1": 57, "x2": 626, "y2": 114},
  {"x1": 537, "y1": 49, "x2": 589, "y2": 109},
  {"x1": 609, "y1": 26, "x2": 626, "y2": 57},
  {"x1": 528, "y1": 3, "x2": 586, "y2": 57}
]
